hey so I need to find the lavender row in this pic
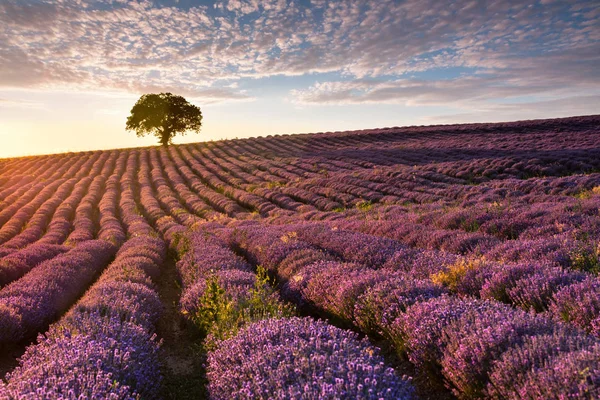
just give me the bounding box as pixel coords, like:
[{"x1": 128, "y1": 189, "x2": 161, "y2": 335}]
[
  {"x1": 0, "y1": 152, "x2": 106, "y2": 244},
  {"x1": 268, "y1": 222, "x2": 600, "y2": 335},
  {"x1": 118, "y1": 150, "x2": 156, "y2": 237},
  {"x1": 176, "y1": 227, "x2": 415, "y2": 399},
  {"x1": 201, "y1": 144, "x2": 269, "y2": 186},
  {"x1": 134, "y1": 150, "x2": 189, "y2": 242},
  {"x1": 196, "y1": 143, "x2": 311, "y2": 212},
  {"x1": 148, "y1": 148, "x2": 204, "y2": 226},
  {"x1": 173, "y1": 228, "x2": 288, "y2": 341},
  {"x1": 183, "y1": 145, "x2": 265, "y2": 215},
  {"x1": 0, "y1": 154, "x2": 83, "y2": 222},
  {"x1": 36, "y1": 176, "x2": 95, "y2": 245},
  {"x1": 432, "y1": 258, "x2": 600, "y2": 336},
  {"x1": 1, "y1": 177, "x2": 84, "y2": 249},
  {"x1": 207, "y1": 317, "x2": 416, "y2": 400},
  {"x1": 1, "y1": 235, "x2": 166, "y2": 399},
  {"x1": 188, "y1": 145, "x2": 312, "y2": 213},
  {"x1": 0, "y1": 242, "x2": 68, "y2": 288},
  {"x1": 174, "y1": 146, "x2": 248, "y2": 217},
  {"x1": 330, "y1": 211, "x2": 599, "y2": 269},
  {"x1": 189, "y1": 146, "x2": 302, "y2": 215},
  {"x1": 275, "y1": 212, "x2": 502, "y2": 256},
  {"x1": 391, "y1": 296, "x2": 599, "y2": 399},
  {"x1": 0, "y1": 179, "x2": 66, "y2": 245},
  {"x1": 0, "y1": 240, "x2": 116, "y2": 343},
  {"x1": 411, "y1": 195, "x2": 600, "y2": 243},
  {"x1": 41, "y1": 151, "x2": 113, "y2": 245},
  {"x1": 224, "y1": 223, "x2": 600, "y2": 399},
  {"x1": 66, "y1": 151, "x2": 119, "y2": 244},
  {"x1": 159, "y1": 148, "x2": 221, "y2": 220},
  {"x1": 221, "y1": 224, "x2": 442, "y2": 326},
  {"x1": 246, "y1": 221, "x2": 457, "y2": 276},
  {"x1": 0, "y1": 176, "x2": 33, "y2": 213},
  {"x1": 97, "y1": 151, "x2": 128, "y2": 246},
  {"x1": 183, "y1": 145, "x2": 284, "y2": 216},
  {"x1": 137, "y1": 149, "x2": 169, "y2": 223},
  {"x1": 138, "y1": 148, "x2": 201, "y2": 233}
]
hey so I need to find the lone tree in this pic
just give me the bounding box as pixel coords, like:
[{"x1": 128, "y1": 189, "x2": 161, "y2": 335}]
[{"x1": 126, "y1": 92, "x2": 202, "y2": 147}]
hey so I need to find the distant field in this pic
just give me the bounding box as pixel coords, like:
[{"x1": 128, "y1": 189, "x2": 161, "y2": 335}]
[{"x1": 1, "y1": 115, "x2": 599, "y2": 399}]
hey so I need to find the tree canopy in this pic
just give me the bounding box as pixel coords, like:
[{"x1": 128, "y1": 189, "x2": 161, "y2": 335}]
[{"x1": 126, "y1": 93, "x2": 202, "y2": 147}]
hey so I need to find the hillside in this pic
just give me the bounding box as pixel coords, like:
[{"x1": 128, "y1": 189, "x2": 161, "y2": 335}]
[{"x1": 1, "y1": 115, "x2": 600, "y2": 399}]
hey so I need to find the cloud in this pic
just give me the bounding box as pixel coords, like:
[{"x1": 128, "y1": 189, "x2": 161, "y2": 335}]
[
  {"x1": 0, "y1": 1, "x2": 64, "y2": 29},
  {"x1": 0, "y1": 97, "x2": 44, "y2": 109},
  {"x1": 100, "y1": 80, "x2": 255, "y2": 104},
  {"x1": 0, "y1": 0, "x2": 598, "y2": 106},
  {"x1": 290, "y1": 70, "x2": 599, "y2": 107},
  {"x1": 0, "y1": 47, "x2": 89, "y2": 87},
  {"x1": 419, "y1": 95, "x2": 600, "y2": 124}
]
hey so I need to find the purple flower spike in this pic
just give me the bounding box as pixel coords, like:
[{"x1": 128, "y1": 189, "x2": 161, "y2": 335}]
[{"x1": 207, "y1": 317, "x2": 416, "y2": 399}]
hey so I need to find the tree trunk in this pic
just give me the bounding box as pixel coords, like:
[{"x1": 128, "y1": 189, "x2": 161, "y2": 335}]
[{"x1": 160, "y1": 130, "x2": 172, "y2": 147}]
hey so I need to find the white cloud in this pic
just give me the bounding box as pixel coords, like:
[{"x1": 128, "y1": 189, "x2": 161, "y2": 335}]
[
  {"x1": 419, "y1": 95, "x2": 600, "y2": 124},
  {"x1": 0, "y1": 0, "x2": 598, "y2": 106},
  {"x1": 0, "y1": 97, "x2": 44, "y2": 109}
]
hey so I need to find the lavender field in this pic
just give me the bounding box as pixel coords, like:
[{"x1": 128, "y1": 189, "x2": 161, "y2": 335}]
[{"x1": 0, "y1": 115, "x2": 599, "y2": 399}]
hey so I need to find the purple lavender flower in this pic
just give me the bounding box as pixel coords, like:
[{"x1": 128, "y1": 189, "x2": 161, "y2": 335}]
[
  {"x1": 73, "y1": 281, "x2": 163, "y2": 330},
  {"x1": 3, "y1": 313, "x2": 160, "y2": 399},
  {"x1": 354, "y1": 277, "x2": 446, "y2": 338},
  {"x1": 507, "y1": 267, "x2": 586, "y2": 312},
  {"x1": 0, "y1": 240, "x2": 117, "y2": 343},
  {"x1": 515, "y1": 344, "x2": 600, "y2": 399},
  {"x1": 276, "y1": 247, "x2": 338, "y2": 280},
  {"x1": 0, "y1": 243, "x2": 68, "y2": 287},
  {"x1": 207, "y1": 317, "x2": 416, "y2": 399},
  {"x1": 480, "y1": 262, "x2": 549, "y2": 304},
  {"x1": 550, "y1": 277, "x2": 600, "y2": 335},
  {"x1": 301, "y1": 261, "x2": 386, "y2": 319},
  {"x1": 180, "y1": 269, "x2": 256, "y2": 318},
  {"x1": 439, "y1": 304, "x2": 557, "y2": 397},
  {"x1": 389, "y1": 296, "x2": 489, "y2": 368},
  {"x1": 486, "y1": 332, "x2": 598, "y2": 399}
]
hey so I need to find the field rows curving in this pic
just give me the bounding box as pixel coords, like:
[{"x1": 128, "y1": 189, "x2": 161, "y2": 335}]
[{"x1": 0, "y1": 115, "x2": 599, "y2": 399}]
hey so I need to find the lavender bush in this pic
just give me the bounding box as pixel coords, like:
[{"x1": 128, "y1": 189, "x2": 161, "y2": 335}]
[
  {"x1": 0, "y1": 240, "x2": 116, "y2": 343},
  {"x1": 486, "y1": 332, "x2": 598, "y2": 399},
  {"x1": 0, "y1": 243, "x2": 68, "y2": 287},
  {"x1": 1, "y1": 235, "x2": 165, "y2": 399},
  {"x1": 207, "y1": 317, "x2": 416, "y2": 399}
]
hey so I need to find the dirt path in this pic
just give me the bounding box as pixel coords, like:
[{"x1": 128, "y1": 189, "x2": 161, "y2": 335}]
[
  {"x1": 0, "y1": 343, "x2": 26, "y2": 380},
  {"x1": 156, "y1": 255, "x2": 208, "y2": 400}
]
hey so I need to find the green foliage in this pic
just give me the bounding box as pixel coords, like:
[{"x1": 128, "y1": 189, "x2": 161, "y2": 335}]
[
  {"x1": 125, "y1": 92, "x2": 202, "y2": 147},
  {"x1": 460, "y1": 218, "x2": 480, "y2": 233},
  {"x1": 266, "y1": 181, "x2": 286, "y2": 189},
  {"x1": 172, "y1": 208, "x2": 188, "y2": 216},
  {"x1": 431, "y1": 258, "x2": 486, "y2": 293},
  {"x1": 189, "y1": 276, "x2": 232, "y2": 339},
  {"x1": 356, "y1": 200, "x2": 373, "y2": 212},
  {"x1": 569, "y1": 242, "x2": 600, "y2": 274},
  {"x1": 191, "y1": 266, "x2": 296, "y2": 350},
  {"x1": 572, "y1": 186, "x2": 600, "y2": 200},
  {"x1": 172, "y1": 233, "x2": 192, "y2": 259}
]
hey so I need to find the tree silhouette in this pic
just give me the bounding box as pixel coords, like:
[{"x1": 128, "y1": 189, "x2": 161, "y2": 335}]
[{"x1": 126, "y1": 93, "x2": 202, "y2": 147}]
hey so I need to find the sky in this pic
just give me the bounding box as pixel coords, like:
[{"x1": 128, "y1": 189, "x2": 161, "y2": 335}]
[{"x1": 0, "y1": 0, "x2": 599, "y2": 158}]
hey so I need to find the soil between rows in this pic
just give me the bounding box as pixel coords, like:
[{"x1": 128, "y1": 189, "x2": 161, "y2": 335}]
[{"x1": 156, "y1": 254, "x2": 208, "y2": 400}]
